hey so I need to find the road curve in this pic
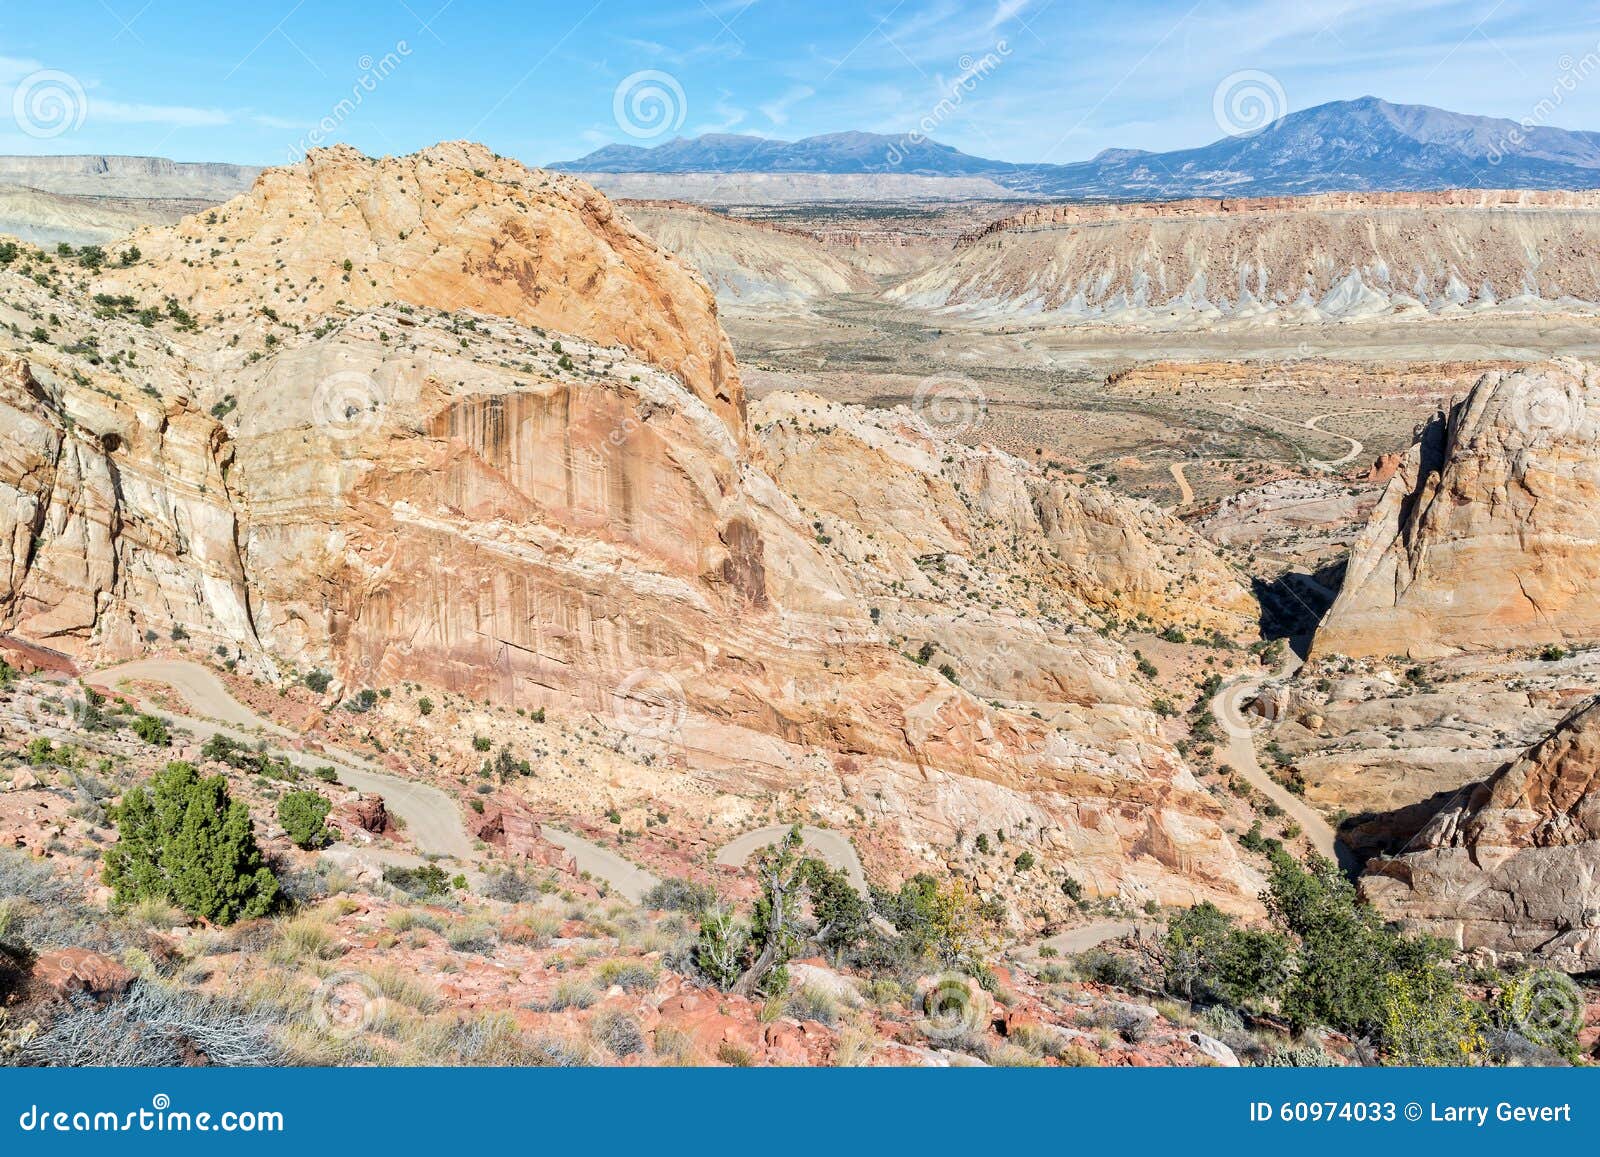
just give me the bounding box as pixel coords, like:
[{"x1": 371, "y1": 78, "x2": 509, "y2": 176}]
[
  {"x1": 540, "y1": 827, "x2": 662, "y2": 904},
  {"x1": 1169, "y1": 462, "x2": 1195, "y2": 505},
  {"x1": 96, "y1": 662, "x2": 877, "y2": 904},
  {"x1": 1030, "y1": 920, "x2": 1161, "y2": 958},
  {"x1": 714, "y1": 824, "x2": 869, "y2": 894},
  {"x1": 94, "y1": 659, "x2": 475, "y2": 860},
  {"x1": 1209, "y1": 658, "x2": 1339, "y2": 862}
]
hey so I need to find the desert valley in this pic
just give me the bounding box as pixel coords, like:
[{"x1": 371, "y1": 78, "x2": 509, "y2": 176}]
[{"x1": 5, "y1": 92, "x2": 1600, "y2": 1070}]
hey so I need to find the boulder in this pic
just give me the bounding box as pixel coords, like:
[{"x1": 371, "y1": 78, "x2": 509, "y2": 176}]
[
  {"x1": 1364, "y1": 696, "x2": 1600, "y2": 970},
  {"x1": 1318, "y1": 360, "x2": 1600, "y2": 659},
  {"x1": 32, "y1": 948, "x2": 135, "y2": 999}
]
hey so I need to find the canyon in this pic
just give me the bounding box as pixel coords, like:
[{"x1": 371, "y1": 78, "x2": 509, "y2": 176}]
[
  {"x1": 0, "y1": 142, "x2": 1271, "y2": 921},
  {"x1": 6, "y1": 133, "x2": 1600, "y2": 1068}
]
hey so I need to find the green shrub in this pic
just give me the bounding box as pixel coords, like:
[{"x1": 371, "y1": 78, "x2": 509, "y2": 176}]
[
  {"x1": 102, "y1": 761, "x2": 279, "y2": 925},
  {"x1": 304, "y1": 670, "x2": 332, "y2": 694},
  {"x1": 383, "y1": 863, "x2": 451, "y2": 898},
  {"x1": 642, "y1": 876, "x2": 719, "y2": 915},
  {"x1": 693, "y1": 905, "x2": 748, "y2": 990},
  {"x1": 417, "y1": 697, "x2": 433, "y2": 715},
  {"x1": 1265, "y1": 852, "x2": 1451, "y2": 1040},
  {"x1": 1163, "y1": 901, "x2": 1289, "y2": 1007},
  {"x1": 130, "y1": 714, "x2": 169, "y2": 746},
  {"x1": 277, "y1": 790, "x2": 332, "y2": 850}
]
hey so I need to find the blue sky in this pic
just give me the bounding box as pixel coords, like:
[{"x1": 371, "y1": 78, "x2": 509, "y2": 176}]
[{"x1": 1, "y1": 0, "x2": 1598, "y2": 165}]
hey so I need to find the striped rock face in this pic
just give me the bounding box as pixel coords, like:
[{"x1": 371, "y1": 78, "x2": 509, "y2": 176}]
[{"x1": 1316, "y1": 358, "x2": 1600, "y2": 660}]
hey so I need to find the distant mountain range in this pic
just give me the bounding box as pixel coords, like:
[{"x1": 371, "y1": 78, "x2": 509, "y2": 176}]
[{"x1": 556, "y1": 97, "x2": 1600, "y2": 198}]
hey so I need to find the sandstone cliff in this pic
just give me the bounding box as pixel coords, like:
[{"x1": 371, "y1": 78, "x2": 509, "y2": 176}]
[
  {"x1": 0, "y1": 144, "x2": 1264, "y2": 910},
  {"x1": 1315, "y1": 359, "x2": 1600, "y2": 659},
  {"x1": 1363, "y1": 695, "x2": 1600, "y2": 970}
]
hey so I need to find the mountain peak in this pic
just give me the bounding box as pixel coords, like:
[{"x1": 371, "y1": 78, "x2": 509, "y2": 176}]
[{"x1": 556, "y1": 97, "x2": 1600, "y2": 197}]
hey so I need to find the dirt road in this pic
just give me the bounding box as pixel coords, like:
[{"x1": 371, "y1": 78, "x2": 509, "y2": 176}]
[
  {"x1": 96, "y1": 660, "x2": 476, "y2": 860},
  {"x1": 713, "y1": 824, "x2": 869, "y2": 893},
  {"x1": 94, "y1": 661, "x2": 878, "y2": 904},
  {"x1": 1209, "y1": 658, "x2": 1339, "y2": 862},
  {"x1": 1169, "y1": 462, "x2": 1195, "y2": 505},
  {"x1": 1030, "y1": 921, "x2": 1161, "y2": 957},
  {"x1": 540, "y1": 827, "x2": 662, "y2": 904}
]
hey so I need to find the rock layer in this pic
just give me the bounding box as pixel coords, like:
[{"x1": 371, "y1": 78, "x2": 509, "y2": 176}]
[
  {"x1": 0, "y1": 144, "x2": 1264, "y2": 910},
  {"x1": 1315, "y1": 359, "x2": 1600, "y2": 659},
  {"x1": 1363, "y1": 696, "x2": 1600, "y2": 970},
  {"x1": 889, "y1": 193, "x2": 1600, "y2": 326}
]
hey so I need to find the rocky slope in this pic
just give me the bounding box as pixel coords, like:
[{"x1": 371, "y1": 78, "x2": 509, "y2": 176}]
[
  {"x1": 887, "y1": 191, "x2": 1600, "y2": 327},
  {"x1": 0, "y1": 143, "x2": 1265, "y2": 911},
  {"x1": 1315, "y1": 359, "x2": 1600, "y2": 659},
  {"x1": 1363, "y1": 695, "x2": 1600, "y2": 970},
  {"x1": 617, "y1": 201, "x2": 877, "y2": 308},
  {"x1": 0, "y1": 185, "x2": 207, "y2": 246},
  {"x1": 0, "y1": 155, "x2": 259, "y2": 199}
]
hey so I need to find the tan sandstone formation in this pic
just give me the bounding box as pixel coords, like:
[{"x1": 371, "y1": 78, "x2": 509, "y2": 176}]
[
  {"x1": 0, "y1": 143, "x2": 1264, "y2": 910},
  {"x1": 1363, "y1": 696, "x2": 1600, "y2": 970},
  {"x1": 1315, "y1": 359, "x2": 1600, "y2": 659}
]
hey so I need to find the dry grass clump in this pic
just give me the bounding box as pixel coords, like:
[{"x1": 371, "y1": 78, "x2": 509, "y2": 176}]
[
  {"x1": 384, "y1": 907, "x2": 444, "y2": 934},
  {"x1": 269, "y1": 913, "x2": 344, "y2": 964},
  {"x1": 502, "y1": 907, "x2": 561, "y2": 947},
  {"x1": 652, "y1": 1024, "x2": 701, "y2": 1065},
  {"x1": 786, "y1": 984, "x2": 841, "y2": 1026},
  {"x1": 533, "y1": 977, "x2": 598, "y2": 1012},
  {"x1": 832, "y1": 1023, "x2": 877, "y2": 1066},
  {"x1": 444, "y1": 918, "x2": 498, "y2": 954},
  {"x1": 589, "y1": 1007, "x2": 647, "y2": 1058},
  {"x1": 594, "y1": 958, "x2": 658, "y2": 993}
]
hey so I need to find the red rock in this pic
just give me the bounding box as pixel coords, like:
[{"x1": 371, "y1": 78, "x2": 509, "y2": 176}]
[
  {"x1": 1366, "y1": 452, "x2": 1402, "y2": 484},
  {"x1": 471, "y1": 807, "x2": 505, "y2": 843},
  {"x1": 32, "y1": 948, "x2": 136, "y2": 999},
  {"x1": 340, "y1": 794, "x2": 388, "y2": 834}
]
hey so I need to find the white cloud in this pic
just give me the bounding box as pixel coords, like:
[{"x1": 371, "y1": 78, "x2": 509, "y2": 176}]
[
  {"x1": 0, "y1": 56, "x2": 44, "y2": 85},
  {"x1": 251, "y1": 113, "x2": 304, "y2": 130},
  {"x1": 92, "y1": 99, "x2": 231, "y2": 127},
  {"x1": 759, "y1": 84, "x2": 814, "y2": 125},
  {"x1": 693, "y1": 92, "x2": 749, "y2": 133},
  {"x1": 986, "y1": 0, "x2": 1033, "y2": 32}
]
